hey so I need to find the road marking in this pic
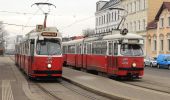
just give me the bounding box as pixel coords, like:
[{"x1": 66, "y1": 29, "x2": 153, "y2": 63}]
[{"x1": 2, "y1": 80, "x2": 14, "y2": 100}]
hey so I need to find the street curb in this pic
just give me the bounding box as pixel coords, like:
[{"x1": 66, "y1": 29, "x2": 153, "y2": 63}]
[{"x1": 62, "y1": 76, "x2": 133, "y2": 100}]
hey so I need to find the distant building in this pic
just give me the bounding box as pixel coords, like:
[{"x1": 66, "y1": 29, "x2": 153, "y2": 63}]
[
  {"x1": 95, "y1": 0, "x2": 122, "y2": 34},
  {"x1": 147, "y1": 2, "x2": 170, "y2": 57}
]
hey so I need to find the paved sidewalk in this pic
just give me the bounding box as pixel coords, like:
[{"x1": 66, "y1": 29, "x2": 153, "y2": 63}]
[{"x1": 63, "y1": 67, "x2": 170, "y2": 100}]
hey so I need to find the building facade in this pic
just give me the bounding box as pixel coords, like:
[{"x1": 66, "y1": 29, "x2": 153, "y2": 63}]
[
  {"x1": 147, "y1": 2, "x2": 170, "y2": 57},
  {"x1": 95, "y1": 0, "x2": 122, "y2": 34}
]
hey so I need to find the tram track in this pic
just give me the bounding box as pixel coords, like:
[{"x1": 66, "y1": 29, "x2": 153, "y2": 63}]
[
  {"x1": 34, "y1": 82, "x2": 62, "y2": 100},
  {"x1": 123, "y1": 81, "x2": 170, "y2": 94},
  {"x1": 33, "y1": 80, "x2": 110, "y2": 100},
  {"x1": 121, "y1": 77, "x2": 170, "y2": 95},
  {"x1": 9, "y1": 56, "x2": 110, "y2": 100}
]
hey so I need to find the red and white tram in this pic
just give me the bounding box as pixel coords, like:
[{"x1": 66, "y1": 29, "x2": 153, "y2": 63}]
[
  {"x1": 63, "y1": 30, "x2": 144, "y2": 79},
  {"x1": 15, "y1": 25, "x2": 63, "y2": 79}
]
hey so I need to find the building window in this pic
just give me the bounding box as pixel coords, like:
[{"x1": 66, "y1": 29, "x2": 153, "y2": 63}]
[
  {"x1": 130, "y1": 3, "x2": 132, "y2": 13},
  {"x1": 143, "y1": 19, "x2": 146, "y2": 30},
  {"x1": 115, "y1": 11, "x2": 117, "y2": 21},
  {"x1": 168, "y1": 39, "x2": 170, "y2": 51},
  {"x1": 144, "y1": 0, "x2": 146, "y2": 9},
  {"x1": 104, "y1": 15, "x2": 105, "y2": 24},
  {"x1": 153, "y1": 40, "x2": 157, "y2": 51},
  {"x1": 109, "y1": 13, "x2": 111, "y2": 22},
  {"x1": 127, "y1": 4, "x2": 129, "y2": 13},
  {"x1": 99, "y1": 17, "x2": 101, "y2": 25},
  {"x1": 138, "y1": 20, "x2": 140, "y2": 31},
  {"x1": 130, "y1": 22, "x2": 132, "y2": 31},
  {"x1": 112, "y1": 12, "x2": 114, "y2": 21},
  {"x1": 139, "y1": 0, "x2": 141, "y2": 11},
  {"x1": 107, "y1": 14, "x2": 108, "y2": 23},
  {"x1": 96, "y1": 18, "x2": 98, "y2": 26},
  {"x1": 134, "y1": 1, "x2": 136, "y2": 12},
  {"x1": 102, "y1": 16, "x2": 103, "y2": 25},
  {"x1": 160, "y1": 40, "x2": 164, "y2": 51},
  {"x1": 134, "y1": 21, "x2": 136, "y2": 31},
  {"x1": 168, "y1": 17, "x2": 170, "y2": 26},
  {"x1": 118, "y1": 11, "x2": 120, "y2": 20},
  {"x1": 160, "y1": 18, "x2": 164, "y2": 28}
]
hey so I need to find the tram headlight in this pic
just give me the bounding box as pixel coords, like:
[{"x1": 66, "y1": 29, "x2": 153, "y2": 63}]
[
  {"x1": 132, "y1": 63, "x2": 136, "y2": 68},
  {"x1": 47, "y1": 64, "x2": 52, "y2": 69}
]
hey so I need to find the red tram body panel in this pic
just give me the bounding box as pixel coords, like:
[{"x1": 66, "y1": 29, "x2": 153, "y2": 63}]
[
  {"x1": 63, "y1": 32, "x2": 144, "y2": 79},
  {"x1": 15, "y1": 25, "x2": 63, "y2": 79}
]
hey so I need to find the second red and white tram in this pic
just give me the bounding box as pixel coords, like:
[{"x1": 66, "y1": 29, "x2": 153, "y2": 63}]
[
  {"x1": 63, "y1": 30, "x2": 144, "y2": 79},
  {"x1": 15, "y1": 25, "x2": 63, "y2": 79}
]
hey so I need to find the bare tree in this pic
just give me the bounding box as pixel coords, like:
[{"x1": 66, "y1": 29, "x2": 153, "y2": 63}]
[
  {"x1": 0, "y1": 21, "x2": 8, "y2": 41},
  {"x1": 82, "y1": 28, "x2": 95, "y2": 37}
]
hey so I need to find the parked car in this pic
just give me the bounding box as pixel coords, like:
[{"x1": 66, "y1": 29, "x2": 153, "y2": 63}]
[
  {"x1": 144, "y1": 57, "x2": 157, "y2": 67},
  {"x1": 157, "y1": 54, "x2": 170, "y2": 69}
]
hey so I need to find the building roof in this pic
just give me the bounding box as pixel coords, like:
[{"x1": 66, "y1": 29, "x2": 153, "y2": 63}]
[
  {"x1": 99, "y1": 0, "x2": 120, "y2": 11},
  {"x1": 155, "y1": 2, "x2": 170, "y2": 20},
  {"x1": 147, "y1": 20, "x2": 157, "y2": 30},
  {"x1": 147, "y1": 2, "x2": 170, "y2": 30}
]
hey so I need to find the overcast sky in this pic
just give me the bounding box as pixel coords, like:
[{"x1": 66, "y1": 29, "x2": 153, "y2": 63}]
[{"x1": 0, "y1": 0, "x2": 99, "y2": 37}]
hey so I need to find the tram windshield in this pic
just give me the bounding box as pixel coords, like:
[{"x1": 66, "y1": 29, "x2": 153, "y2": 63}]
[
  {"x1": 36, "y1": 39, "x2": 61, "y2": 55},
  {"x1": 120, "y1": 44, "x2": 143, "y2": 56}
]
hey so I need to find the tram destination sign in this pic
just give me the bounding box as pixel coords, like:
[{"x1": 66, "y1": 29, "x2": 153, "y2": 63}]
[
  {"x1": 41, "y1": 32, "x2": 57, "y2": 37},
  {"x1": 128, "y1": 39, "x2": 139, "y2": 43}
]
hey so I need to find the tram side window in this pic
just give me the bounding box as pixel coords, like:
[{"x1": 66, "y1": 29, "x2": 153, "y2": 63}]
[
  {"x1": 92, "y1": 42, "x2": 107, "y2": 55},
  {"x1": 84, "y1": 43, "x2": 86, "y2": 54},
  {"x1": 63, "y1": 46, "x2": 67, "y2": 54},
  {"x1": 114, "y1": 43, "x2": 118, "y2": 55},
  {"x1": 30, "y1": 39, "x2": 35, "y2": 56},
  {"x1": 108, "y1": 42, "x2": 113, "y2": 55},
  {"x1": 78, "y1": 44, "x2": 82, "y2": 54},
  {"x1": 76, "y1": 44, "x2": 81, "y2": 54},
  {"x1": 92, "y1": 42, "x2": 101, "y2": 54},
  {"x1": 26, "y1": 42, "x2": 29, "y2": 55},
  {"x1": 87, "y1": 44, "x2": 91, "y2": 54},
  {"x1": 101, "y1": 42, "x2": 107, "y2": 55},
  {"x1": 68, "y1": 45, "x2": 75, "y2": 54}
]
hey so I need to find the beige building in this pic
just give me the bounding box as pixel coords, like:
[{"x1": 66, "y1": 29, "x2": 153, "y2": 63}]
[
  {"x1": 147, "y1": 2, "x2": 170, "y2": 57},
  {"x1": 121, "y1": 0, "x2": 169, "y2": 55}
]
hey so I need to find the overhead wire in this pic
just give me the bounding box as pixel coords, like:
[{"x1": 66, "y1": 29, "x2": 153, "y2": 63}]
[
  {"x1": 60, "y1": 15, "x2": 95, "y2": 31},
  {"x1": 24, "y1": 0, "x2": 51, "y2": 31},
  {"x1": 2, "y1": 22, "x2": 34, "y2": 27},
  {"x1": 0, "y1": 10, "x2": 42, "y2": 15}
]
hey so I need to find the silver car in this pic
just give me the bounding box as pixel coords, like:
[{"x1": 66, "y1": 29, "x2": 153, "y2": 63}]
[{"x1": 144, "y1": 57, "x2": 157, "y2": 67}]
